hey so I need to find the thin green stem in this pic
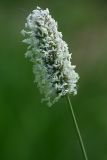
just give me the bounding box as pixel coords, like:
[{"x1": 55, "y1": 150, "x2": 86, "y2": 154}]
[{"x1": 67, "y1": 95, "x2": 88, "y2": 160}]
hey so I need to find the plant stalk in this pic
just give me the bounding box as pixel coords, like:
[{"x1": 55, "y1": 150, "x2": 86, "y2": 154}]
[{"x1": 67, "y1": 95, "x2": 88, "y2": 160}]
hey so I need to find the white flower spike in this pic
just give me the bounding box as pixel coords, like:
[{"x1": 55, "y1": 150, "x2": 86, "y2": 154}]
[{"x1": 21, "y1": 6, "x2": 79, "y2": 106}]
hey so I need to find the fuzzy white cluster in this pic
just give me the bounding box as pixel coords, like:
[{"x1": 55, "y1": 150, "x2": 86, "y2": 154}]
[{"x1": 21, "y1": 6, "x2": 79, "y2": 106}]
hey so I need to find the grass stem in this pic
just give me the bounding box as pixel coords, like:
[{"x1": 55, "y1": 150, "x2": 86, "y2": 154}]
[{"x1": 67, "y1": 95, "x2": 88, "y2": 160}]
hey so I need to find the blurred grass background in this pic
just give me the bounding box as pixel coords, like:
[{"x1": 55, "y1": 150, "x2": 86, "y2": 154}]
[{"x1": 0, "y1": 0, "x2": 107, "y2": 159}]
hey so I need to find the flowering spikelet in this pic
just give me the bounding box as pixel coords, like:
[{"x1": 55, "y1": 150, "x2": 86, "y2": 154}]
[{"x1": 21, "y1": 6, "x2": 79, "y2": 106}]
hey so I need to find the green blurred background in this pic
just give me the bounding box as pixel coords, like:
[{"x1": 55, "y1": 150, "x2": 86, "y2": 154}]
[{"x1": 0, "y1": 0, "x2": 107, "y2": 159}]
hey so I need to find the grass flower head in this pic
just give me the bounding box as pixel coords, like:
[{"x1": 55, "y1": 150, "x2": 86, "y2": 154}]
[{"x1": 21, "y1": 6, "x2": 79, "y2": 106}]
